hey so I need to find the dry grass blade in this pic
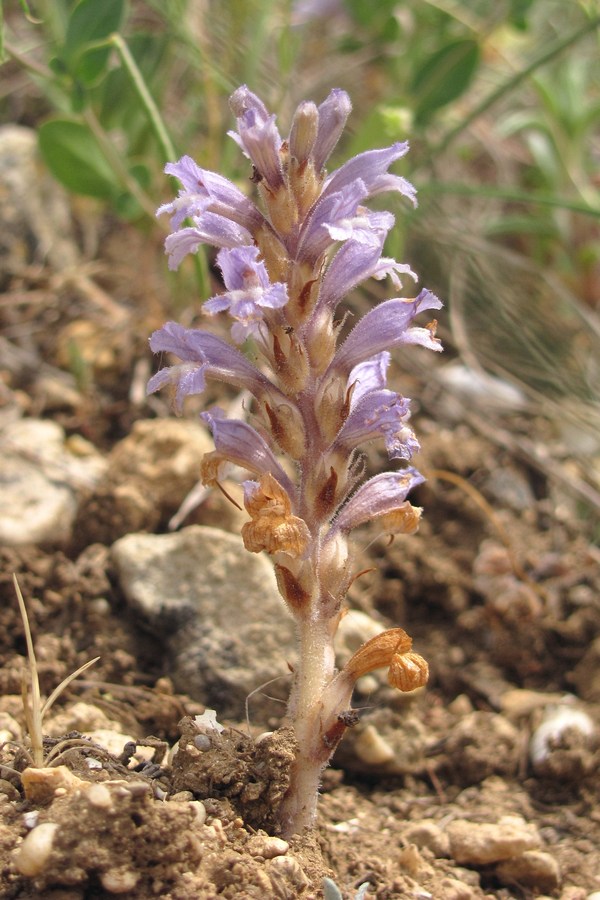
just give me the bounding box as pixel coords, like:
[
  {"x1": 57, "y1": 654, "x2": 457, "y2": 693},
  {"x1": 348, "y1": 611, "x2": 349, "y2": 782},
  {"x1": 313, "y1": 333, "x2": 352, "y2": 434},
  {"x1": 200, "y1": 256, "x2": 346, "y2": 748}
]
[
  {"x1": 12, "y1": 575, "x2": 100, "y2": 768},
  {"x1": 13, "y1": 575, "x2": 43, "y2": 767}
]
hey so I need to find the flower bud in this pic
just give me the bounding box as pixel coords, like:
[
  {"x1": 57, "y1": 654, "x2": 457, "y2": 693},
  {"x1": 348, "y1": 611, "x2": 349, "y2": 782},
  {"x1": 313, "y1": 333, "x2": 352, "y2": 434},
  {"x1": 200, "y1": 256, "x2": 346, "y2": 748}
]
[{"x1": 289, "y1": 102, "x2": 319, "y2": 164}]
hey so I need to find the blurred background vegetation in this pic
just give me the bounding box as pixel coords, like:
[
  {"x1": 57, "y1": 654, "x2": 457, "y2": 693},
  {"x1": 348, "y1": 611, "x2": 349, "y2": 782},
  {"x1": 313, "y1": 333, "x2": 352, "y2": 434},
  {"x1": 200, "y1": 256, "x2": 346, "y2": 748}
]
[{"x1": 1, "y1": 0, "x2": 599, "y2": 517}]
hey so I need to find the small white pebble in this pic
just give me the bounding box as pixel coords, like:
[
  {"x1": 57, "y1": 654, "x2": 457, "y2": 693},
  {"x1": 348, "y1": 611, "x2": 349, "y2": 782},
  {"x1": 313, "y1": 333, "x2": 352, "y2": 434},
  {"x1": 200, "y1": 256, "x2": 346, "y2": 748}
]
[
  {"x1": 188, "y1": 800, "x2": 207, "y2": 825},
  {"x1": 100, "y1": 868, "x2": 139, "y2": 893},
  {"x1": 86, "y1": 783, "x2": 113, "y2": 809},
  {"x1": 354, "y1": 724, "x2": 395, "y2": 765},
  {"x1": 15, "y1": 822, "x2": 59, "y2": 876},
  {"x1": 194, "y1": 709, "x2": 224, "y2": 733},
  {"x1": 22, "y1": 810, "x2": 39, "y2": 830},
  {"x1": 530, "y1": 705, "x2": 595, "y2": 765},
  {"x1": 247, "y1": 835, "x2": 289, "y2": 858}
]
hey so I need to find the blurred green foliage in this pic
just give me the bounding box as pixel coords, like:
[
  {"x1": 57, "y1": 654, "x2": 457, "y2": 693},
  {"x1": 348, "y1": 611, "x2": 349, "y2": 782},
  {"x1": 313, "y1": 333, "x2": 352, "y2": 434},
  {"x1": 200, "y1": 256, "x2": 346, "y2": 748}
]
[
  {"x1": 1, "y1": 0, "x2": 599, "y2": 392},
  {"x1": 1, "y1": 0, "x2": 599, "y2": 509}
]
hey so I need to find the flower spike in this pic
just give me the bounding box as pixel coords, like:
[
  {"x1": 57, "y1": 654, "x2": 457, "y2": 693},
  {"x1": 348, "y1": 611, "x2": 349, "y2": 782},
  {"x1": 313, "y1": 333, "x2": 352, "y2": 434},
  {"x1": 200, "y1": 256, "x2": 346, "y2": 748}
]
[{"x1": 150, "y1": 84, "x2": 442, "y2": 839}]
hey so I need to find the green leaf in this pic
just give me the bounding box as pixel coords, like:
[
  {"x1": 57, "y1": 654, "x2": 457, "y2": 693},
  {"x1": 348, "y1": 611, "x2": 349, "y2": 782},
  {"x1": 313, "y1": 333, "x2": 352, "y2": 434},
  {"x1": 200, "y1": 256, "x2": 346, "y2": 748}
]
[
  {"x1": 63, "y1": 0, "x2": 126, "y2": 84},
  {"x1": 65, "y1": 0, "x2": 126, "y2": 54},
  {"x1": 411, "y1": 39, "x2": 480, "y2": 125},
  {"x1": 38, "y1": 119, "x2": 117, "y2": 199}
]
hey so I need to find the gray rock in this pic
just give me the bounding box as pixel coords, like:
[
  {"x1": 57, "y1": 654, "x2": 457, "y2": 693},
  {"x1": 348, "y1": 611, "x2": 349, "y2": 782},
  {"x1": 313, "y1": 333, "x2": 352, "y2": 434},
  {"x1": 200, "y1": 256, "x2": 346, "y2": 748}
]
[
  {"x1": 0, "y1": 125, "x2": 78, "y2": 283},
  {"x1": 111, "y1": 526, "x2": 297, "y2": 722},
  {"x1": 0, "y1": 418, "x2": 106, "y2": 545}
]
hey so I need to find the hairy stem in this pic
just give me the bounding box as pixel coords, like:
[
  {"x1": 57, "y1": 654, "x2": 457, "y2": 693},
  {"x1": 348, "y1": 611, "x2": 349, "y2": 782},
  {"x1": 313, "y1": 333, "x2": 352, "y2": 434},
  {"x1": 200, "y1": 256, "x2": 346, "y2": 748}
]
[{"x1": 279, "y1": 611, "x2": 338, "y2": 837}]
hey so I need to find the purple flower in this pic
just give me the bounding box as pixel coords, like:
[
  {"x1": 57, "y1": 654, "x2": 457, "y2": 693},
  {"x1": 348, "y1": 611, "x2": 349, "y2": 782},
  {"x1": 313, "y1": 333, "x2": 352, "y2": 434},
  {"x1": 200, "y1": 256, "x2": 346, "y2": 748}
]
[
  {"x1": 157, "y1": 155, "x2": 264, "y2": 232},
  {"x1": 334, "y1": 390, "x2": 418, "y2": 460},
  {"x1": 329, "y1": 468, "x2": 425, "y2": 536},
  {"x1": 322, "y1": 143, "x2": 417, "y2": 207},
  {"x1": 201, "y1": 408, "x2": 295, "y2": 497},
  {"x1": 163, "y1": 214, "x2": 254, "y2": 271},
  {"x1": 312, "y1": 89, "x2": 352, "y2": 172},
  {"x1": 347, "y1": 352, "x2": 391, "y2": 403},
  {"x1": 204, "y1": 246, "x2": 288, "y2": 343},
  {"x1": 147, "y1": 321, "x2": 287, "y2": 411},
  {"x1": 229, "y1": 86, "x2": 285, "y2": 191},
  {"x1": 314, "y1": 226, "x2": 416, "y2": 315},
  {"x1": 329, "y1": 290, "x2": 443, "y2": 376},
  {"x1": 332, "y1": 351, "x2": 419, "y2": 459}
]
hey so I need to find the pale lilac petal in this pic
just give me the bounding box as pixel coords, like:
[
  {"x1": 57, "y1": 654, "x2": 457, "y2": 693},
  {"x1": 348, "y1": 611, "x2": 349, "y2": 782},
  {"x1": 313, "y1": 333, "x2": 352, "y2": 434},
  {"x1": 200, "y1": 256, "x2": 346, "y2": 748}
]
[
  {"x1": 316, "y1": 231, "x2": 387, "y2": 312},
  {"x1": 148, "y1": 322, "x2": 282, "y2": 405},
  {"x1": 158, "y1": 155, "x2": 264, "y2": 231},
  {"x1": 229, "y1": 87, "x2": 284, "y2": 190},
  {"x1": 164, "y1": 228, "x2": 205, "y2": 271},
  {"x1": 217, "y1": 245, "x2": 270, "y2": 292},
  {"x1": 324, "y1": 209, "x2": 394, "y2": 244},
  {"x1": 203, "y1": 247, "x2": 289, "y2": 342},
  {"x1": 297, "y1": 181, "x2": 367, "y2": 262},
  {"x1": 323, "y1": 143, "x2": 416, "y2": 207},
  {"x1": 229, "y1": 85, "x2": 270, "y2": 121},
  {"x1": 330, "y1": 469, "x2": 425, "y2": 535},
  {"x1": 370, "y1": 173, "x2": 417, "y2": 206},
  {"x1": 312, "y1": 88, "x2": 352, "y2": 171},
  {"x1": 164, "y1": 214, "x2": 254, "y2": 269},
  {"x1": 335, "y1": 390, "x2": 419, "y2": 460},
  {"x1": 330, "y1": 290, "x2": 443, "y2": 374},
  {"x1": 371, "y1": 257, "x2": 418, "y2": 288},
  {"x1": 348, "y1": 352, "x2": 391, "y2": 405},
  {"x1": 201, "y1": 408, "x2": 295, "y2": 496}
]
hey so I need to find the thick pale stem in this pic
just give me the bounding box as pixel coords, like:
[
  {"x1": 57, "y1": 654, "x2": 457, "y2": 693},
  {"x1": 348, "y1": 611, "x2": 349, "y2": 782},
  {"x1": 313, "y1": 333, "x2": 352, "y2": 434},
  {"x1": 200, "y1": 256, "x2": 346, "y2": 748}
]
[{"x1": 279, "y1": 610, "x2": 337, "y2": 838}]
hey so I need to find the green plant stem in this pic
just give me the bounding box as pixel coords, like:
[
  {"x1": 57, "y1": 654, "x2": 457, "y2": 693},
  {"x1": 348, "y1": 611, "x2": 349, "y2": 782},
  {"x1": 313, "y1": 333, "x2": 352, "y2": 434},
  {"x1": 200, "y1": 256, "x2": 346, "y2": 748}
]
[
  {"x1": 109, "y1": 32, "x2": 176, "y2": 164},
  {"x1": 432, "y1": 15, "x2": 600, "y2": 157},
  {"x1": 81, "y1": 106, "x2": 157, "y2": 219},
  {"x1": 108, "y1": 33, "x2": 210, "y2": 295}
]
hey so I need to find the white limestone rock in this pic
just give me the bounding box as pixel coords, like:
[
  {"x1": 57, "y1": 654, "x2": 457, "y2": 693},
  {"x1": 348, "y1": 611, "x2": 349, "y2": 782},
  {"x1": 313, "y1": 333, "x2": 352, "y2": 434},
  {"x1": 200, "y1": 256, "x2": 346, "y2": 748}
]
[{"x1": 0, "y1": 418, "x2": 106, "y2": 545}]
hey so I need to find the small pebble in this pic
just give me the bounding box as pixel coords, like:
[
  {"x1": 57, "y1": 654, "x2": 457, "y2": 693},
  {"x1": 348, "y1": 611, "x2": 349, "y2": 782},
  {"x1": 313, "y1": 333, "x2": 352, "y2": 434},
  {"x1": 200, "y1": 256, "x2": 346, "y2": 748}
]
[
  {"x1": 354, "y1": 724, "x2": 395, "y2": 765},
  {"x1": 189, "y1": 800, "x2": 207, "y2": 825},
  {"x1": 438, "y1": 878, "x2": 478, "y2": 900},
  {"x1": 194, "y1": 734, "x2": 212, "y2": 751},
  {"x1": 86, "y1": 783, "x2": 113, "y2": 810},
  {"x1": 100, "y1": 868, "x2": 139, "y2": 894},
  {"x1": 15, "y1": 822, "x2": 59, "y2": 876},
  {"x1": 268, "y1": 856, "x2": 310, "y2": 891},
  {"x1": 247, "y1": 835, "x2": 289, "y2": 858},
  {"x1": 530, "y1": 703, "x2": 595, "y2": 767},
  {"x1": 447, "y1": 816, "x2": 541, "y2": 865},
  {"x1": 403, "y1": 820, "x2": 450, "y2": 858},
  {"x1": 169, "y1": 791, "x2": 194, "y2": 802},
  {"x1": 22, "y1": 810, "x2": 39, "y2": 829},
  {"x1": 499, "y1": 688, "x2": 566, "y2": 719},
  {"x1": 496, "y1": 850, "x2": 560, "y2": 892}
]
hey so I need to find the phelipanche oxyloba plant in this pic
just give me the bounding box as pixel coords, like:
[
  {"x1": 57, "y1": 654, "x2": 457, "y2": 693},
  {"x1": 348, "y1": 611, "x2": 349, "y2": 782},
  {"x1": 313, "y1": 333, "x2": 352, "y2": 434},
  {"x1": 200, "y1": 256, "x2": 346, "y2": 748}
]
[{"x1": 148, "y1": 85, "x2": 442, "y2": 838}]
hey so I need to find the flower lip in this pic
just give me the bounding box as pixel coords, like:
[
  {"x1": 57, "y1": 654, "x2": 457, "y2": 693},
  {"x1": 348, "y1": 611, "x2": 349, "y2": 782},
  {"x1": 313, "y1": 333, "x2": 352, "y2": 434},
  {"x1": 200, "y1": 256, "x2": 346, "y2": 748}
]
[
  {"x1": 328, "y1": 290, "x2": 443, "y2": 375},
  {"x1": 334, "y1": 389, "x2": 419, "y2": 460},
  {"x1": 157, "y1": 155, "x2": 265, "y2": 236},
  {"x1": 201, "y1": 407, "x2": 296, "y2": 499},
  {"x1": 147, "y1": 321, "x2": 286, "y2": 410},
  {"x1": 328, "y1": 468, "x2": 425, "y2": 537},
  {"x1": 203, "y1": 246, "x2": 289, "y2": 342}
]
